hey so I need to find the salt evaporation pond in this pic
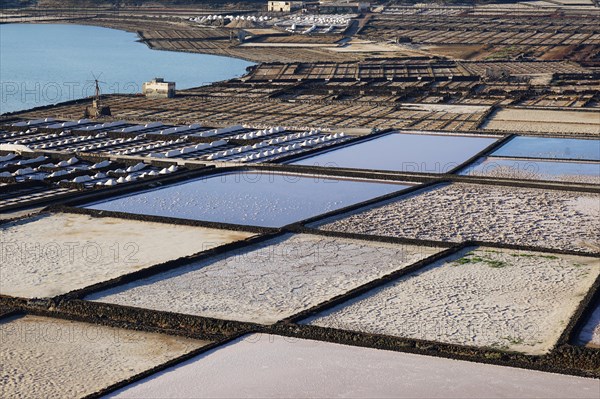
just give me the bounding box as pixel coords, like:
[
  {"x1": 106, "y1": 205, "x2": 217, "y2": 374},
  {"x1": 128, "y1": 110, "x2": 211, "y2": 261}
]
[
  {"x1": 0, "y1": 315, "x2": 206, "y2": 399},
  {"x1": 87, "y1": 234, "x2": 441, "y2": 324},
  {"x1": 492, "y1": 136, "x2": 600, "y2": 161},
  {"x1": 291, "y1": 132, "x2": 498, "y2": 173},
  {"x1": 0, "y1": 24, "x2": 253, "y2": 114},
  {"x1": 0, "y1": 213, "x2": 253, "y2": 298},
  {"x1": 107, "y1": 334, "x2": 600, "y2": 399},
  {"x1": 462, "y1": 158, "x2": 600, "y2": 184},
  {"x1": 306, "y1": 247, "x2": 599, "y2": 355},
  {"x1": 84, "y1": 171, "x2": 408, "y2": 227}
]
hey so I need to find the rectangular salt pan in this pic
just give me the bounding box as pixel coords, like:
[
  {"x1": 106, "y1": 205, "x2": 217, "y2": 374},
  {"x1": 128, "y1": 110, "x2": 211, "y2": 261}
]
[
  {"x1": 462, "y1": 157, "x2": 600, "y2": 184},
  {"x1": 108, "y1": 334, "x2": 600, "y2": 399},
  {"x1": 292, "y1": 132, "x2": 498, "y2": 173},
  {"x1": 0, "y1": 315, "x2": 207, "y2": 399},
  {"x1": 84, "y1": 171, "x2": 407, "y2": 228},
  {"x1": 492, "y1": 136, "x2": 600, "y2": 161},
  {"x1": 0, "y1": 213, "x2": 254, "y2": 298},
  {"x1": 305, "y1": 247, "x2": 599, "y2": 355},
  {"x1": 88, "y1": 234, "x2": 441, "y2": 324},
  {"x1": 319, "y1": 183, "x2": 600, "y2": 253}
]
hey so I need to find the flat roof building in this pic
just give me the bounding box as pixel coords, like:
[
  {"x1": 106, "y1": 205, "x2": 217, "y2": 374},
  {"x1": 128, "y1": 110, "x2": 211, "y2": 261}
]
[
  {"x1": 142, "y1": 78, "x2": 176, "y2": 98},
  {"x1": 268, "y1": 1, "x2": 304, "y2": 12}
]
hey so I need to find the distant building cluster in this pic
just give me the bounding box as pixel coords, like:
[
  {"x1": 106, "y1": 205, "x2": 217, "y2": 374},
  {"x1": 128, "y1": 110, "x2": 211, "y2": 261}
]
[{"x1": 267, "y1": 0, "x2": 370, "y2": 13}]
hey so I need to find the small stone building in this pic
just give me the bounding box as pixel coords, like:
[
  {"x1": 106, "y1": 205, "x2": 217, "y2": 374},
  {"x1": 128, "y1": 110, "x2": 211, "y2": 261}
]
[
  {"x1": 267, "y1": 1, "x2": 304, "y2": 12},
  {"x1": 142, "y1": 78, "x2": 176, "y2": 98}
]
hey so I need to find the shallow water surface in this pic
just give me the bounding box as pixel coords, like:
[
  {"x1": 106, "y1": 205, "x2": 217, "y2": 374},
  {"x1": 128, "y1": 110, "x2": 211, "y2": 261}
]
[
  {"x1": 492, "y1": 136, "x2": 600, "y2": 161},
  {"x1": 463, "y1": 157, "x2": 600, "y2": 182},
  {"x1": 291, "y1": 132, "x2": 498, "y2": 173},
  {"x1": 84, "y1": 171, "x2": 408, "y2": 227}
]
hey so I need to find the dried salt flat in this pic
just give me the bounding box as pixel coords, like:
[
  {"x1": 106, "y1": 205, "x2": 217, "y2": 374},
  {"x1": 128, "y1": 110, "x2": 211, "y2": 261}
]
[
  {"x1": 492, "y1": 136, "x2": 600, "y2": 161},
  {"x1": 306, "y1": 247, "x2": 600, "y2": 355},
  {"x1": 107, "y1": 334, "x2": 600, "y2": 399},
  {"x1": 482, "y1": 108, "x2": 600, "y2": 135},
  {"x1": 291, "y1": 132, "x2": 498, "y2": 173},
  {"x1": 577, "y1": 303, "x2": 600, "y2": 348},
  {"x1": 0, "y1": 213, "x2": 254, "y2": 298},
  {"x1": 462, "y1": 158, "x2": 600, "y2": 184},
  {"x1": 0, "y1": 315, "x2": 208, "y2": 399},
  {"x1": 84, "y1": 171, "x2": 407, "y2": 228},
  {"x1": 88, "y1": 234, "x2": 442, "y2": 324},
  {"x1": 319, "y1": 183, "x2": 600, "y2": 253}
]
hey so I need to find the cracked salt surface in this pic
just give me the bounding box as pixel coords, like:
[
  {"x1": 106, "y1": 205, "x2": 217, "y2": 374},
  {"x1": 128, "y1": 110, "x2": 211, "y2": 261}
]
[
  {"x1": 292, "y1": 132, "x2": 498, "y2": 173},
  {"x1": 107, "y1": 334, "x2": 600, "y2": 399},
  {"x1": 88, "y1": 234, "x2": 442, "y2": 324},
  {"x1": 306, "y1": 247, "x2": 599, "y2": 355},
  {"x1": 0, "y1": 213, "x2": 253, "y2": 298},
  {"x1": 84, "y1": 171, "x2": 407, "y2": 228},
  {"x1": 320, "y1": 183, "x2": 600, "y2": 253}
]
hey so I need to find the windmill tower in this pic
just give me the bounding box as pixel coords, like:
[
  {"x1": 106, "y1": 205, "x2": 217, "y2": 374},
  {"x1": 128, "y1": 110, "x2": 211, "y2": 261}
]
[{"x1": 84, "y1": 73, "x2": 112, "y2": 118}]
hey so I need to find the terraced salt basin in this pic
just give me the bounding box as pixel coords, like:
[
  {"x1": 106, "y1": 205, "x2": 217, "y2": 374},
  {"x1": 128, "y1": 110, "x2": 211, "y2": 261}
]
[
  {"x1": 0, "y1": 315, "x2": 207, "y2": 399},
  {"x1": 482, "y1": 108, "x2": 600, "y2": 135},
  {"x1": 305, "y1": 247, "x2": 600, "y2": 355},
  {"x1": 84, "y1": 171, "x2": 407, "y2": 228},
  {"x1": 319, "y1": 183, "x2": 600, "y2": 253},
  {"x1": 577, "y1": 303, "x2": 600, "y2": 348},
  {"x1": 107, "y1": 334, "x2": 600, "y2": 399},
  {"x1": 87, "y1": 234, "x2": 442, "y2": 324},
  {"x1": 492, "y1": 136, "x2": 600, "y2": 161},
  {"x1": 0, "y1": 212, "x2": 254, "y2": 298},
  {"x1": 291, "y1": 131, "x2": 498, "y2": 173},
  {"x1": 462, "y1": 158, "x2": 600, "y2": 184}
]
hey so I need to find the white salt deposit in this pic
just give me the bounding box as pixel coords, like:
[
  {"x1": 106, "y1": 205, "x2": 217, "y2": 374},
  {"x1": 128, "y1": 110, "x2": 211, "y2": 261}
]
[
  {"x1": 320, "y1": 183, "x2": 600, "y2": 253},
  {"x1": 0, "y1": 213, "x2": 254, "y2": 298},
  {"x1": 108, "y1": 334, "x2": 600, "y2": 399},
  {"x1": 307, "y1": 248, "x2": 599, "y2": 354},
  {"x1": 0, "y1": 315, "x2": 207, "y2": 399},
  {"x1": 88, "y1": 234, "x2": 441, "y2": 324}
]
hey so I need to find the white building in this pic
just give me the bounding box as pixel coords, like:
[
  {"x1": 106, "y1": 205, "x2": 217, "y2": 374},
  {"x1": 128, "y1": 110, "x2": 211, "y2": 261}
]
[
  {"x1": 268, "y1": 1, "x2": 304, "y2": 12},
  {"x1": 142, "y1": 78, "x2": 176, "y2": 98}
]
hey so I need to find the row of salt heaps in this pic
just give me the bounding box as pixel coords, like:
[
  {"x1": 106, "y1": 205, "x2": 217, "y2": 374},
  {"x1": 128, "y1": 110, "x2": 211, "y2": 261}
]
[
  {"x1": 46, "y1": 119, "x2": 92, "y2": 130},
  {"x1": 232, "y1": 126, "x2": 285, "y2": 140},
  {"x1": 11, "y1": 117, "x2": 56, "y2": 128},
  {"x1": 149, "y1": 140, "x2": 227, "y2": 159},
  {"x1": 111, "y1": 138, "x2": 188, "y2": 156},
  {"x1": 208, "y1": 131, "x2": 346, "y2": 162},
  {"x1": 76, "y1": 121, "x2": 129, "y2": 132},
  {"x1": 94, "y1": 165, "x2": 178, "y2": 187},
  {"x1": 10, "y1": 130, "x2": 71, "y2": 145},
  {"x1": 34, "y1": 133, "x2": 107, "y2": 150},
  {"x1": 190, "y1": 15, "x2": 270, "y2": 23}
]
